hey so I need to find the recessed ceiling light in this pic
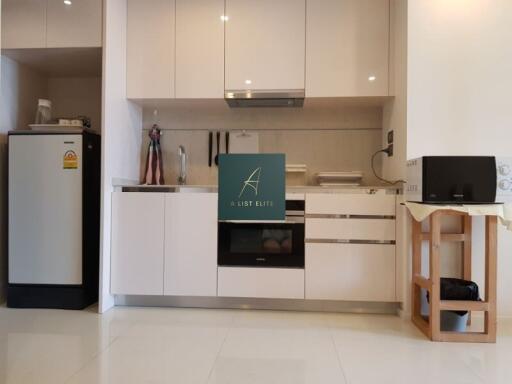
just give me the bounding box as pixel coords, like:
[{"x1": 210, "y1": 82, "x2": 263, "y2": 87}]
[
  {"x1": 64, "y1": 0, "x2": 72, "y2": 5},
  {"x1": 220, "y1": 15, "x2": 229, "y2": 22},
  {"x1": 245, "y1": 79, "x2": 252, "y2": 85},
  {"x1": 368, "y1": 75, "x2": 376, "y2": 82}
]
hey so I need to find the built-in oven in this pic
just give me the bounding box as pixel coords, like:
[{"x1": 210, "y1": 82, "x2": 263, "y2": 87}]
[{"x1": 218, "y1": 200, "x2": 305, "y2": 268}]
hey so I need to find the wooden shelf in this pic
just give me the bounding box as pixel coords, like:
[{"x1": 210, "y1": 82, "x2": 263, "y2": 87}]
[
  {"x1": 439, "y1": 300, "x2": 489, "y2": 312},
  {"x1": 420, "y1": 233, "x2": 468, "y2": 242}
]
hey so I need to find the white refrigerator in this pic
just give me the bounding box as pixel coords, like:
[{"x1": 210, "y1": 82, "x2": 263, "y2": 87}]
[{"x1": 8, "y1": 131, "x2": 100, "y2": 309}]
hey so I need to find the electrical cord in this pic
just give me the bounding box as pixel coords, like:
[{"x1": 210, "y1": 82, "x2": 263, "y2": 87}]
[{"x1": 371, "y1": 148, "x2": 406, "y2": 185}]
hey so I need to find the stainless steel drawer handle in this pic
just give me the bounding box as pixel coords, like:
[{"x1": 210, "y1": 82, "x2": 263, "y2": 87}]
[
  {"x1": 305, "y1": 214, "x2": 396, "y2": 220},
  {"x1": 305, "y1": 239, "x2": 396, "y2": 245}
]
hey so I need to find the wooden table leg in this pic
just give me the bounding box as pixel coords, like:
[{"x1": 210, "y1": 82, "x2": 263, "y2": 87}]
[
  {"x1": 429, "y1": 212, "x2": 442, "y2": 341},
  {"x1": 412, "y1": 218, "x2": 422, "y2": 320},
  {"x1": 462, "y1": 215, "x2": 472, "y2": 325},
  {"x1": 485, "y1": 215, "x2": 498, "y2": 342}
]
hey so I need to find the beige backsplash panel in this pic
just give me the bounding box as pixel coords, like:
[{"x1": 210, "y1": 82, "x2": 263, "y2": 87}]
[
  {"x1": 140, "y1": 101, "x2": 384, "y2": 185},
  {"x1": 141, "y1": 129, "x2": 383, "y2": 186},
  {"x1": 141, "y1": 99, "x2": 383, "y2": 131}
]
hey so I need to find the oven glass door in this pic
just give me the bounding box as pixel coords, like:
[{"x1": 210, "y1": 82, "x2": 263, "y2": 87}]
[{"x1": 218, "y1": 222, "x2": 305, "y2": 268}]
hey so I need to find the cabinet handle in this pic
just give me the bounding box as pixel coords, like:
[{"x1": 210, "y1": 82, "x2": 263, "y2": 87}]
[
  {"x1": 305, "y1": 239, "x2": 396, "y2": 245},
  {"x1": 305, "y1": 214, "x2": 395, "y2": 220}
]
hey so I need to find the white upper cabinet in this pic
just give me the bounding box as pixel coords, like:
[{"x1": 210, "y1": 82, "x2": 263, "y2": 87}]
[
  {"x1": 1, "y1": 0, "x2": 102, "y2": 49},
  {"x1": 175, "y1": 0, "x2": 224, "y2": 98},
  {"x1": 127, "y1": 0, "x2": 175, "y2": 99},
  {"x1": 224, "y1": 0, "x2": 306, "y2": 91},
  {"x1": 46, "y1": 0, "x2": 102, "y2": 48},
  {"x1": 306, "y1": 0, "x2": 390, "y2": 97},
  {"x1": 1, "y1": 0, "x2": 47, "y2": 49}
]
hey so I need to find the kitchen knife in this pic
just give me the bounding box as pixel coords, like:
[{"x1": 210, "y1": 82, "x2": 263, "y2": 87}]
[
  {"x1": 208, "y1": 131, "x2": 213, "y2": 167},
  {"x1": 214, "y1": 131, "x2": 220, "y2": 166}
]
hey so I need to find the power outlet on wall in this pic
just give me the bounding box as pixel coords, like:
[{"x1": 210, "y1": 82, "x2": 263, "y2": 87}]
[
  {"x1": 387, "y1": 144, "x2": 394, "y2": 157},
  {"x1": 387, "y1": 130, "x2": 394, "y2": 144}
]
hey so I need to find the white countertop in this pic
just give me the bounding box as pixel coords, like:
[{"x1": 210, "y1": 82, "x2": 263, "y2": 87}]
[{"x1": 114, "y1": 183, "x2": 402, "y2": 194}]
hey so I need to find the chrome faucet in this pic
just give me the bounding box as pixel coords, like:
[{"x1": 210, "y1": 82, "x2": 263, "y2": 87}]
[{"x1": 178, "y1": 145, "x2": 187, "y2": 185}]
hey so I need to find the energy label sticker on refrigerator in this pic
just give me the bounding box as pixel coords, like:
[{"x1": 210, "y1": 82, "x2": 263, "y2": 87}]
[{"x1": 63, "y1": 150, "x2": 78, "y2": 169}]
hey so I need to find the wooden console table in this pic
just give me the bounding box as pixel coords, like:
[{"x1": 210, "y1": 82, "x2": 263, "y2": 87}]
[{"x1": 410, "y1": 208, "x2": 497, "y2": 343}]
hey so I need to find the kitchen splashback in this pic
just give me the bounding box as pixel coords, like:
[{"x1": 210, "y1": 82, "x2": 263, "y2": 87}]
[
  {"x1": 140, "y1": 129, "x2": 382, "y2": 186},
  {"x1": 139, "y1": 101, "x2": 384, "y2": 186}
]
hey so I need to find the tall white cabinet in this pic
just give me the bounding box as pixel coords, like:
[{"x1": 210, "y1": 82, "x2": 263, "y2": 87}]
[
  {"x1": 224, "y1": 0, "x2": 306, "y2": 91},
  {"x1": 164, "y1": 193, "x2": 218, "y2": 296},
  {"x1": 175, "y1": 0, "x2": 225, "y2": 98},
  {"x1": 126, "y1": 0, "x2": 175, "y2": 99},
  {"x1": 306, "y1": 0, "x2": 390, "y2": 97}
]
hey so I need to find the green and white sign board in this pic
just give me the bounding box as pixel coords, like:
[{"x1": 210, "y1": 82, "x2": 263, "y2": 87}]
[{"x1": 218, "y1": 154, "x2": 285, "y2": 221}]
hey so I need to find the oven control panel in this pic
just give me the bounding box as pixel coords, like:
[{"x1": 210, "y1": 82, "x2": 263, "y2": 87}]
[{"x1": 496, "y1": 157, "x2": 512, "y2": 201}]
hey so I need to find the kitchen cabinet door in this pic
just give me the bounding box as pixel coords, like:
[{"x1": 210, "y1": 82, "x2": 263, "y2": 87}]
[
  {"x1": 225, "y1": 0, "x2": 306, "y2": 91},
  {"x1": 126, "y1": 0, "x2": 175, "y2": 99},
  {"x1": 46, "y1": 0, "x2": 102, "y2": 47},
  {"x1": 305, "y1": 243, "x2": 396, "y2": 302},
  {"x1": 1, "y1": 0, "x2": 46, "y2": 49},
  {"x1": 306, "y1": 0, "x2": 389, "y2": 97},
  {"x1": 111, "y1": 193, "x2": 165, "y2": 295},
  {"x1": 164, "y1": 193, "x2": 218, "y2": 296},
  {"x1": 175, "y1": 0, "x2": 224, "y2": 98}
]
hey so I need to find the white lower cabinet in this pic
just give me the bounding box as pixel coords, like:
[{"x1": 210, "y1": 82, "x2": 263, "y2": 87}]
[
  {"x1": 305, "y1": 243, "x2": 395, "y2": 302},
  {"x1": 218, "y1": 267, "x2": 305, "y2": 299},
  {"x1": 111, "y1": 192, "x2": 165, "y2": 295},
  {"x1": 164, "y1": 193, "x2": 218, "y2": 296}
]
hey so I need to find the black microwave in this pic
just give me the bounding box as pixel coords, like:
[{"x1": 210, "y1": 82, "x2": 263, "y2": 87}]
[
  {"x1": 406, "y1": 156, "x2": 504, "y2": 203},
  {"x1": 218, "y1": 200, "x2": 305, "y2": 268}
]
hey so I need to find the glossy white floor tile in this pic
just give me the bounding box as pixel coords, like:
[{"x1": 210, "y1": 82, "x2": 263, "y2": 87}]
[{"x1": 0, "y1": 306, "x2": 511, "y2": 384}]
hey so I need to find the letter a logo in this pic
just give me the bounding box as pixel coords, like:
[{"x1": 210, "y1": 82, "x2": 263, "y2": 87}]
[{"x1": 239, "y1": 167, "x2": 262, "y2": 198}]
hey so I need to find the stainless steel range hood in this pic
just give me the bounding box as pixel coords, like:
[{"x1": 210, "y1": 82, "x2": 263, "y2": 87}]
[{"x1": 225, "y1": 90, "x2": 305, "y2": 108}]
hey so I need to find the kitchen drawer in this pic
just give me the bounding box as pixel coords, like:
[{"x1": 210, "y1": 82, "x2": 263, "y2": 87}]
[
  {"x1": 306, "y1": 218, "x2": 395, "y2": 241},
  {"x1": 305, "y1": 243, "x2": 395, "y2": 302},
  {"x1": 218, "y1": 267, "x2": 304, "y2": 299},
  {"x1": 306, "y1": 193, "x2": 396, "y2": 216}
]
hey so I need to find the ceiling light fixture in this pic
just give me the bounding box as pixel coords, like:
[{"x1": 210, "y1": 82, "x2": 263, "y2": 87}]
[
  {"x1": 245, "y1": 79, "x2": 252, "y2": 85},
  {"x1": 368, "y1": 75, "x2": 376, "y2": 82},
  {"x1": 220, "y1": 15, "x2": 229, "y2": 22},
  {"x1": 64, "y1": 0, "x2": 72, "y2": 5}
]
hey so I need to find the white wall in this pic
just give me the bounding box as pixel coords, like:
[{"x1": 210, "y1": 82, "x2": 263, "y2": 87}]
[
  {"x1": 382, "y1": 0, "x2": 408, "y2": 308},
  {"x1": 406, "y1": 0, "x2": 512, "y2": 317},
  {"x1": 48, "y1": 77, "x2": 102, "y2": 132},
  {"x1": 382, "y1": 0, "x2": 407, "y2": 182},
  {"x1": 99, "y1": 0, "x2": 142, "y2": 313},
  {"x1": 0, "y1": 55, "x2": 48, "y2": 132},
  {"x1": 408, "y1": 0, "x2": 511, "y2": 158}
]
